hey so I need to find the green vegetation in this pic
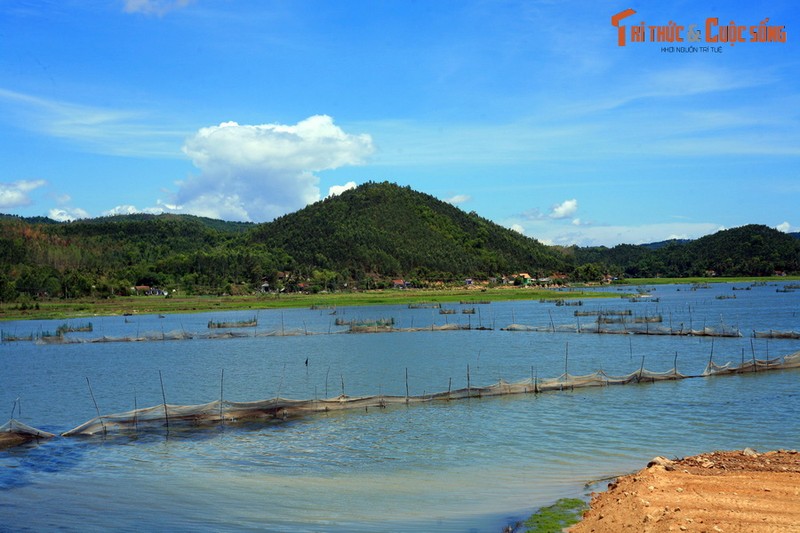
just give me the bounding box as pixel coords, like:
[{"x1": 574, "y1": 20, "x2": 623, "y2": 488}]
[
  {"x1": 522, "y1": 497, "x2": 588, "y2": 533},
  {"x1": 1, "y1": 182, "x2": 798, "y2": 312},
  {"x1": 251, "y1": 182, "x2": 566, "y2": 283},
  {"x1": 574, "y1": 224, "x2": 800, "y2": 278},
  {"x1": 0, "y1": 287, "x2": 611, "y2": 321}
]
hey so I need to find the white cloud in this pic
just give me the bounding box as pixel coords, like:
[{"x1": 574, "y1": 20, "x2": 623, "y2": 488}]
[
  {"x1": 0, "y1": 179, "x2": 46, "y2": 208},
  {"x1": 328, "y1": 181, "x2": 358, "y2": 198},
  {"x1": 103, "y1": 204, "x2": 169, "y2": 216},
  {"x1": 550, "y1": 198, "x2": 577, "y2": 219},
  {"x1": 0, "y1": 88, "x2": 184, "y2": 157},
  {"x1": 179, "y1": 115, "x2": 373, "y2": 221},
  {"x1": 123, "y1": 0, "x2": 195, "y2": 16},
  {"x1": 505, "y1": 213, "x2": 723, "y2": 247},
  {"x1": 104, "y1": 205, "x2": 140, "y2": 216},
  {"x1": 49, "y1": 207, "x2": 90, "y2": 222},
  {"x1": 545, "y1": 222, "x2": 722, "y2": 247},
  {"x1": 777, "y1": 221, "x2": 797, "y2": 233},
  {"x1": 445, "y1": 194, "x2": 471, "y2": 205}
]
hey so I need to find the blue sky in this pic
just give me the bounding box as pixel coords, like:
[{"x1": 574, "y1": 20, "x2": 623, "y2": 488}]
[{"x1": 0, "y1": 0, "x2": 797, "y2": 246}]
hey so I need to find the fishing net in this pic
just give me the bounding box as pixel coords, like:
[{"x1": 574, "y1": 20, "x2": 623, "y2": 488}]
[
  {"x1": 60, "y1": 367, "x2": 691, "y2": 437},
  {"x1": 703, "y1": 350, "x2": 800, "y2": 376},
  {"x1": 0, "y1": 419, "x2": 55, "y2": 449},
  {"x1": 502, "y1": 322, "x2": 742, "y2": 337}
]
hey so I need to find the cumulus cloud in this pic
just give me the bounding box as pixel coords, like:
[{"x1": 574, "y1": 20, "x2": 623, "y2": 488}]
[
  {"x1": 539, "y1": 222, "x2": 722, "y2": 247},
  {"x1": 550, "y1": 198, "x2": 578, "y2": 219},
  {"x1": 510, "y1": 223, "x2": 525, "y2": 234},
  {"x1": 445, "y1": 194, "x2": 471, "y2": 205},
  {"x1": 103, "y1": 204, "x2": 171, "y2": 216},
  {"x1": 0, "y1": 179, "x2": 46, "y2": 208},
  {"x1": 49, "y1": 207, "x2": 90, "y2": 222},
  {"x1": 328, "y1": 181, "x2": 358, "y2": 198},
  {"x1": 776, "y1": 221, "x2": 796, "y2": 233},
  {"x1": 123, "y1": 0, "x2": 195, "y2": 16},
  {"x1": 179, "y1": 115, "x2": 373, "y2": 221}
]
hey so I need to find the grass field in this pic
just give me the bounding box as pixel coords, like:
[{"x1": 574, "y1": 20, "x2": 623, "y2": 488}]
[
  {"x1": 0, "y1": 286, "x2": 614, "y2": 322},
  {"x1": 2, "y1": 276, "x2": 796, "y2": 322}
]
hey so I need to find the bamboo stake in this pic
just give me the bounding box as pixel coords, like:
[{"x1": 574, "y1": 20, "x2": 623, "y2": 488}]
[
  {"x1": 219, "y1": 368, "x2": 224, "y2": 425},
  {"x1": 405, "y1": 368, "x2": 409, "y2": 403},
  {"x1": 159, "y1": 370, "x2": 169, "y2": 433},
  {"x1": 86, "y1": 377, "x2": 107, "y2": 436}
]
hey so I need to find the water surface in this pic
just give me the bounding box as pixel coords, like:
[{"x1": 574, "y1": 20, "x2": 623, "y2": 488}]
[{"x1": 1, "y1": 282, "x2": 799, "y2": 531}]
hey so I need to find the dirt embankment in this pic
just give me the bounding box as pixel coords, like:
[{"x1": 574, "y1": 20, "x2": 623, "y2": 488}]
[{"x1": 570, "y1": 449, "x2": 800, "y2": 533}]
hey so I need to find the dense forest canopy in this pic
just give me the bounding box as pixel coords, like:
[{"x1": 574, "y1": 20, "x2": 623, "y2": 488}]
[{"x1": 1, "y1": 182, "x2": 798, "y2": 301}]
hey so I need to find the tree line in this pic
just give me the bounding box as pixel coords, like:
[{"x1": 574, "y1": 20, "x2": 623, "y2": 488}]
[{"x1": 1, "y1": 183, "x2": 798, "y2": 302}]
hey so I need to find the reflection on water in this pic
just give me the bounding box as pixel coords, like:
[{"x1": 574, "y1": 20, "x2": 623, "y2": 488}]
[{"x1": 1, "y1": 283, "x2": 799, "y2": 531}]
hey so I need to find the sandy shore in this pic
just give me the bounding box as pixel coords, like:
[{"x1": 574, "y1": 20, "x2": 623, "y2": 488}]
[{"x1": 569, "y1": 449, "x2": 800, "y2": 532}]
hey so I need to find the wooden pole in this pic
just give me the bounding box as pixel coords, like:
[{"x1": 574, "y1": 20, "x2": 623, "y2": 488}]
[
  {"x1": 86, "y1": 377, "x2": 107, "y2": 436},
  {"x1": 159, "y1": 370, "x2": 169, "y2": 433},
  {"x1": 405, "y1": 367, "x2": 409, "y2": 403},
  {"x1": 708, "y1": 338, "x2": 715, "y2": 366},
  {"x1": 219, "y1": 368, "x2": 224, "y2": 425}
]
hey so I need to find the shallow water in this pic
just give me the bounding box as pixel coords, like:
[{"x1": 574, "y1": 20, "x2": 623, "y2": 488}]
[{"x1": 1, "y1": 283, "x2": 799, "y2": 531}]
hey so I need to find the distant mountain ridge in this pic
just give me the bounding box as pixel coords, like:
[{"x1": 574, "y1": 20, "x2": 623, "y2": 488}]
[
  {"x1": 1, "y1": 182, "x2": 798, "y2": 299},
  {"x1": 575, "y1": 224, "x2": 800, "y2": 278}
]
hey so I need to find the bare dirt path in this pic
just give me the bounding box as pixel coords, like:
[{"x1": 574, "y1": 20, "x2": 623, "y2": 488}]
[{"x1": 569, "y1": 449, "x2": 800, "y2": 532}]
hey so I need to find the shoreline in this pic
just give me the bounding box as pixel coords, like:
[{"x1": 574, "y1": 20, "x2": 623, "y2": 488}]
[
  {"x1": 568, "y1": 449, "x2": 800, "y2": 532},
  {"x1": 0, "y1": 285, "x2": 614, "y2": 322},
  {"x1": 3, "y1": 276, "x2": 799, "y2": 322}
]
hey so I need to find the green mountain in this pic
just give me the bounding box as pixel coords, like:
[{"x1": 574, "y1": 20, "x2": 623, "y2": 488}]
[
  {"x1": 249, "y1": 181, "x2": 566, "y2": 281},
  {"x1": 0, "y1": 213, "x2": 277, "y2": 299},
  {"x1": 1, "y1": 182, "x2": 798, "y2": 301},
  {"x1": 574, "y1": 224, "x2": 800, "y2": 277}
]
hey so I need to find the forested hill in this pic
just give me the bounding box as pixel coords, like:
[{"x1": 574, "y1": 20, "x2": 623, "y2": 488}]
[
  {"x1": 573, "y1": 224, "x2": 800, "y2": 278},
  {"x1": 249, "y1": 181, "x2": 566, "y2": 280},
  {"x1": 1, "y1": 182, "x2": 799, "y2": 301}
]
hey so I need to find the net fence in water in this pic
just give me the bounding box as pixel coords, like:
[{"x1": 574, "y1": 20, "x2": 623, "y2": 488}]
[
  {"x1": 0, "y1": 419, "x2": 56, "y2": 448},
  {"x1": 502, "y1": 323, "x2": 743, "y2": 337},
  {"x1": 3, "y1": 350, "x2": 798, "y2": 446},
  {"x1": 703, "y1": 351, "x2": 800, "y2": 376},
  {"x1": 60, "y1": 351, "x2": 800, "y2": 438}
]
